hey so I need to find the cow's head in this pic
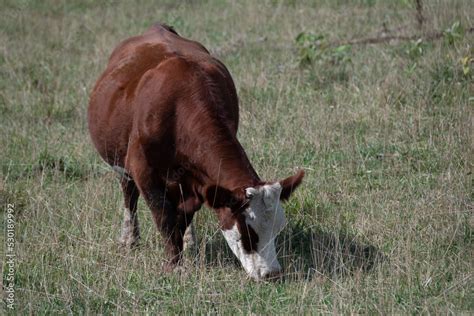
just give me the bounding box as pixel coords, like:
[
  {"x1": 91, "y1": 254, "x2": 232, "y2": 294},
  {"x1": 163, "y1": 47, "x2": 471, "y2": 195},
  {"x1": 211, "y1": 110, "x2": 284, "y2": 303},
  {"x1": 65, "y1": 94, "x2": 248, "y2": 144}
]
[{"x1": 206, "y1": 170, "x2": 304, "y2": 280}]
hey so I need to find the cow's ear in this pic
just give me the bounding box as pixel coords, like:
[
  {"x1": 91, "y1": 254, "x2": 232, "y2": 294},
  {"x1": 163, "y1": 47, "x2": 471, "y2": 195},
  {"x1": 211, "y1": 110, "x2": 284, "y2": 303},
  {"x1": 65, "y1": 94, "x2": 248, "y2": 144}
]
[
  {"x1": 279, "y1": 169, "x2": 305, "y2": 201},
  {"x1": 205, "y1": 185, "x2": 245, "y2": 209}
]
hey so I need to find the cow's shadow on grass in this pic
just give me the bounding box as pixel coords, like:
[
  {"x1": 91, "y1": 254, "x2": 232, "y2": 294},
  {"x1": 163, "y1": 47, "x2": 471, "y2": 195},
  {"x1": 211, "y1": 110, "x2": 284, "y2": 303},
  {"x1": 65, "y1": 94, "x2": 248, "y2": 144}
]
[
  {"x1": 198, "y1": 220, "x2": 384, "y2": 281},
  {"x1": 277, "y1": 221, "x2": 385, "y2": 280}
]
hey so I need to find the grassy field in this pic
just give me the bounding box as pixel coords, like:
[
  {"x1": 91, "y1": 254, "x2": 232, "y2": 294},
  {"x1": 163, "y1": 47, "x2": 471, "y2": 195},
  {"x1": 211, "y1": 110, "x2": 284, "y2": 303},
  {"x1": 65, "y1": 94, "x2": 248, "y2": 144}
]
[{"x1": 1, "y1": 0, "x2": 473, "y2": 314}]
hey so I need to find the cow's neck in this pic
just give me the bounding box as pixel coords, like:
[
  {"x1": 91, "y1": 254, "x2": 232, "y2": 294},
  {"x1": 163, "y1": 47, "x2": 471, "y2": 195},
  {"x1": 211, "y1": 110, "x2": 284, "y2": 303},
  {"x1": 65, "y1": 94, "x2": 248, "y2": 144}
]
[
  {"x1": 210, "y1": 139, "x2": 259, "y2": 190},
  {"x1": 191, "y1": 128, "x2": 260, "y2": 192}
]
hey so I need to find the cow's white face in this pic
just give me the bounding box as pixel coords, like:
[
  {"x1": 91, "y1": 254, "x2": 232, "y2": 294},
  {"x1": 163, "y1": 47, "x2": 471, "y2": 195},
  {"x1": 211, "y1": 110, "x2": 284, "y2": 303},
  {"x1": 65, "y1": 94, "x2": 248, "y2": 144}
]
[
  {"x1": 206, "y1": 170, "x2": 304, "y2": 280},
  {"x1": 221, "y1": 183, "x2": 287, "y2": 280}
]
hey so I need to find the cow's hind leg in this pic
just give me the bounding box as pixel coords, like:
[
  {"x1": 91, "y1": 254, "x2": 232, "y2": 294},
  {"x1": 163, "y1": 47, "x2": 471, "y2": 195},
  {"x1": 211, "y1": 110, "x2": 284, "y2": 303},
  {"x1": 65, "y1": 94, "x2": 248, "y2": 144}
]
[{"x1": 119, "y1": 178, "x2": 140, "y2": 248}]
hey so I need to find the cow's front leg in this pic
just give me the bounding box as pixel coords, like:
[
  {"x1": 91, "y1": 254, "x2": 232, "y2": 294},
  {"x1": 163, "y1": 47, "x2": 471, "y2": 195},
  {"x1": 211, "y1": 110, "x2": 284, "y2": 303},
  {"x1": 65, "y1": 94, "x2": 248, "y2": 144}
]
[
  {"x1": 118, "y1": 178, "x2": 140, "y2": 248},
  {"x1": 128, "y1": 138, "x2": 193, "y2": 271},
  {"x1": 145, "y1": 189, "x2": 197, "y2": 271},
  {"x1": 148, "y1": 188, "x2": 183, "y2": 270},
  {"x1": 129, "y1": 169, "x2": 184, "y2": 269}
]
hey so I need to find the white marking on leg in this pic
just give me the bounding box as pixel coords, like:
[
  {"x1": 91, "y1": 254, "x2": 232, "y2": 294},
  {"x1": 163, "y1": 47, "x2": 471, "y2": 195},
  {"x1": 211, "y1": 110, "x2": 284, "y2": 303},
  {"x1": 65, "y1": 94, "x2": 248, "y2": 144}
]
[
  {"x1": 119, "y1": 207, "x2": 139, "y2": 247},
  {"x1": 183, "y1": 222, "x2": 196, "y2": 251}
]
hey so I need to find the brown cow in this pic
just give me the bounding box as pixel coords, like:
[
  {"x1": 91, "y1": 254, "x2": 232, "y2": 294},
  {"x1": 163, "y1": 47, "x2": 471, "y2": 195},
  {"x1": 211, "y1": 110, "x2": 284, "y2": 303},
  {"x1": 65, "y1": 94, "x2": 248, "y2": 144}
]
[{"x1": 88, "y1": 23, "x2": 304, "y2": 280}]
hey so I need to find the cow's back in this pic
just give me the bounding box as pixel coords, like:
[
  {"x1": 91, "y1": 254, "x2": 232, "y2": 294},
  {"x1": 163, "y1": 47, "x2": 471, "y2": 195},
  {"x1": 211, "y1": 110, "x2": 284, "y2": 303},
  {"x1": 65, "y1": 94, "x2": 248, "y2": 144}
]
[{"x1": 88, "y1": 24, "x2": 238, "y2": 167}]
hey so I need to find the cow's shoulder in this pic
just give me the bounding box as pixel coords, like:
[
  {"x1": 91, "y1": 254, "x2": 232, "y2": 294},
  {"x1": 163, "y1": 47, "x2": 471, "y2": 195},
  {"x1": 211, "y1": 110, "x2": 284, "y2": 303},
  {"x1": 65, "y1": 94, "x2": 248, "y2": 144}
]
[
  {"x1": 144, "y1": 23, "x2": 211, "y2": 57},
  {"x1": 104, "y1": 23, "x2": 211, "y2": 78}
]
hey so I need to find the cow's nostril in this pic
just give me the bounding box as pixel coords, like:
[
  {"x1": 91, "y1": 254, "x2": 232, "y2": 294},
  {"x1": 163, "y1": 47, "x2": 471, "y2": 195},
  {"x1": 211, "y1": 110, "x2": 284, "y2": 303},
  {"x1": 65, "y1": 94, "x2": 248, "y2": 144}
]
[{"x1": 263, "y1": 270, "x2": 283, "y2": 281}]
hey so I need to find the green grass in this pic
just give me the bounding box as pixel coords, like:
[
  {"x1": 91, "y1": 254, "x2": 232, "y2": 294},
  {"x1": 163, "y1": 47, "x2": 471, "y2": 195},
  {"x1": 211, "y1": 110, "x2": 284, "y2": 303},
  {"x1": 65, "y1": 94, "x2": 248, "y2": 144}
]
[{"x1": 1, "y1": 0, "x2": 473, "y2": 314}]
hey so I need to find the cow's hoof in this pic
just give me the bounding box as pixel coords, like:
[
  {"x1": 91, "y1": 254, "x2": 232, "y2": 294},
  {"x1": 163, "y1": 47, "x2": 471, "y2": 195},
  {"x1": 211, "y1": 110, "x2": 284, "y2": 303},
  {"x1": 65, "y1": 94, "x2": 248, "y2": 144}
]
[
  {"x1": 161, "y1": 262, "x2": 185, "y2": 274},
  {"x1": 119, "y1": 235, "x2": 140, "y2": 249},
  {"x1": 172, "y1": 265, "x2": 186, "y2": 274}
]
